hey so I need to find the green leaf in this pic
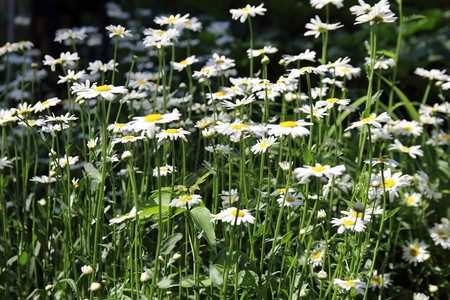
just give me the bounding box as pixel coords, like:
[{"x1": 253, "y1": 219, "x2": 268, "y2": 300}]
[
  {"x1": 157, "y1": 276, "x2": 172, "y2": 289},
  {"x1": 280, "y1": 231, "x2": 293, "y2": 245},
  {"x1": 237, "y1": 270, "x2": 258, "y2": 288},
  {"x1": 379, "y1": 75, "x2": 419, "y2": 121},
  {"x1": 376, "y1": 50, "x2": 395, "y2": 58},
  {"x1": 189, "y1": 206, "x2": 216, "y2": 249},
  {"x1": 209, "y1": 265, "x2": 223, "y2": 288},
  {"x1": 19, "y1": 251, "x2": 28, "y2": 266},
  {"x1": 83, "y1": 162, "x2": 101, "y2": 182},
  {"x1": 189, "y1": 170, "x2": 215, "y2": 193},
  {"x1": 138, "y1": 205, "x2": 170, "y2": 219},
  {"x1": 385, "y1": 207, "x2": 401, "y2": 220},
  {"x1": 59, "y1": 278, "x2": 77, "y2": 294},
  {"x1": 160, "y1": 233, "x2": 183, "y2": 255},
  {"x1": 302, "y1": 146, "x2": 313, "y2": 165}
]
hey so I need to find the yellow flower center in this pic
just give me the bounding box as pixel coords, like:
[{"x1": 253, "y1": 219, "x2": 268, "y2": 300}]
[
  {"x1": 343, "y1": 220, "x2": 355, "y2": 226},
  {"x1": 402, "y1": 146, "x2": 410, "y2": 151},
  {"x1": 410, "y1": 246, "x2": 419, "y2": 257},
  {"x1": 94, "y1": 85, "x2": 111, "y2": 92},
  {"x1": 145, "y1": 113, "x2": 163, "y2": 123},
  {"x1": 231, "y1": 124, "x2": 248, "y2": 130},
  {"x1": 341, "y1": 67, "x2": 349, "y2": 72},
  {"x1": 231, "y1": 209, "x2": 245, "y2": 217},
  {"x1": 216, "y1": 59, "x2": 224, "y2": 64},
  {"x1": 406, "y1": 197, "x2": 415, "y2": 205},
  {"x1": 201, "y1": 122, "x2": 210, "y2": 128},
  {"x1": 403, "y1": 126, "x2": 413, "y2": 131},
  {"x1": 313, "y1": 250, "x2": 321, "y2": 260},
  {"x1": 383, "y1": 179, "x2": 395, "y2": 188},
  {"x1": 114, "y1": 29, "x2": 123, "y2": 34},
  {"x1": 279, "y1": 188, "x2": 286, "y2": 193},
  {"x1": 41, "y1": 100, "x2": 50, "y2": 106},
  {"x1": 258, "y1": 48, "x2": 264, "y2": 52},
  {"x1": 442, "y1": 135, "x2": 449, "y2": 141},
  {"x1": 161, "y1": 167, "x2": 168, "y2": 172},
  {"x1": 122, "y1": 135, "x2": 135, "y2": 139},
  {"x1": 179, "y1": 196, "x2": 192, "y2": 202},
  {"x1": 167, "y1": 17, "x2": 177, "y2": 22},
  {"x1": 179, "y1": 59, "x2": 187, "y2": 65},
  {"x1": 344, "y1": 281, "x2": 357, "y2": 287},
  {"x1": 242, "y1": 7, "x2": 249, "y2": 11},
  {"x1": 372, "y1": 276, "x2": 382, "y2": 285},
  {"x1": 137, "y1": 80, "x2": 146, "y2": 84},
  {"x1": 312, "y1": 166, "x2": 326, "y2": 172},
  {"x1": 115, "y1": 123, "x2": 126, "y2": 127},
  {"x1": 360, "y1": 116, "x2": 375, "y2": 122},
  {"x1": 156, "y1": 30, "x2": 166, "y2": 34},
  {"x1": 376, "y1": 158, "x2": 388, "y2": 162},
  {"x1": 165, "y1": 129, "x2": 180, "y2": 134},
  {"x1": 286, "y1": 197, "x2": 295, "y2": 202},
  {"x1": 351, "y1": 212, "x2": 363, "y2": 218},
  {"x1": 326, "y1": 98, "x2": 339, "y2": 103},
  {"x1": 280, "y1": 121, "x2": 297, "y2": 128},
  {"x1": 216, "y1": 91, "x2": 227, "y2": 97}
]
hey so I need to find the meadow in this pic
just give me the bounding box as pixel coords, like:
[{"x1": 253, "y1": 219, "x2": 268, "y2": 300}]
[{"x1": 0, "y1": 1, "x2": 449, "y2": 299}]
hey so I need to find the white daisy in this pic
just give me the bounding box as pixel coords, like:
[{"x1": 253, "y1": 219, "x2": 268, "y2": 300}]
[{"x1": 402, "y1": 239, "x2": 429, "y2": 266}]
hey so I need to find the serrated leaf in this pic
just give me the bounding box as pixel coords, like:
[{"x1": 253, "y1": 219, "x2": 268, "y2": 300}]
[
  {"x1": 83, "y1": 163, "x2": 101, "y2": 182},
  {"x1": 209, "y1": 265, "x2": 223, "y2": 288},
  {"x1": 190, "y1": 206, "x2": 216, "y2": 248},
  {"x1": 160, "y1": 233, "x2": 183, "y2": 255},
  {"x1": 385, "y1": 207, "x2": 401, "y2": 220}
]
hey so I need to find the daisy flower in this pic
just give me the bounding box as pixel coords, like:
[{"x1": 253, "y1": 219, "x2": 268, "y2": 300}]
[
  {"x1": 304, "y1": 15, "x2": 343, "y2": 39},
  {"x1": 128, "y1": 110, "x2": 181, "y2": 138},
  {"x1": 277, "y1": 192, "x2": 303, "y2": 207},
  {"x1": 288, "y1": 65, "x2": 328, "y2": 79},
  {"x1": 345, "y1": 112, "x2": 392, "y2": 131},
  {"x1": 57, "y1": 69, "x2": 86, "y2": 84},
  {"x1": 205, "y1": 144, "x2": 230, "y2": 155},
  {"x1": 0, "y1": 157, "x2": 15, "y2": 170},
  {"x1": 169, "y1": 194, "x2": 202, "y2": 209},
  {"x1": 109, "y1": 206, "x2": 140, "y2": 225},
  {"x1": 267, "y1": 120, "x2": 313, "y2": 138},
  {"x1": 414, "y1": 171, "x2": 443, "y2": 201},
  {"x1": 206, "y1": 53, "x2": 236, "y2": 72},
  {"x1": 222, "y1": 94, "x2": 256, "y2": 110},
  {"x1": 43, "y1": 51, "x2": 79, "y2": 72},
  {"x1": 402, "y1": 239, "x2": 429, "y2": 266},
  {"x1": 294, "y1": 163, "x2": 346, "y2": 180},
  {"x1": 87, "y1": 59, "x2": 118, "y2": 75},
  {"x1": 388, "y1": 139, "x2": 424, "y2": 159},
  {"x1": 309, "y1": 246, "x2": 325, "y2": 267},
  {"x1": 220, "y1": 189, "x2": 239, "y2": 206},
  {"x1": 282, "y1": 49, "x2": 316, "y2": 66},
  {"x1": 430, "y1": 218, "x2": 450, "y2": 249},
  {"x1": 370, "y1": 270, "x2": 392, "y2": 291},
  {"x1": 403, "y1": 192, "x2": 422, "y2": 207},
  {"x1": 217, "y1": 207, "x2": 255, "y2": 225},
  {"x1": 171, "y1": 55, "x2": 199, "y2": 72},
  {"x1": 154, "y1": 13, "x2": 190, "y2": 27},
  {"x1": 365, "y1": 55, "x2": 395, "y2": 70},
  {"x1": 78, "y1": 84, "x2": 128, "y2": 101},
  {"x1": 414, "y1": 67, "x2": 447, "y2": 81},
  {"x1": 192, "y1": 65, "x2": 217, "y2": 79},
  {"x1": 214, "y1": 120, "x2": 252, "y2": 142},
  {"x1": 316, "y1": 97, "x2": 350, "y2": 110},
  {"x1": 156, "y1": 128, "x2": 191, "y2": 143},
  {"x1": 152, "y1": 165, "x2": 174, "y2": 177},
  {"x1": 310, "y1": 0, "x2": 344, "y2": 9},
  {"x1": 111, "y1": 135, "x2": 145, "y2": 146},
  {"x1": 334, "y1": 65, "x2": 361, "y2": 79},
  {"x1": 299, "y1": 104, "x2": 329, "y2": 120},
  {"x1": 32, "y1": 97, "x2": 62, "y2": 112},
  {"x1": 53, "y1": 155, "x2": 79, "y2": 169},
  {"x1": 105, "y1": 25, "x2": 133, "y2": 38},
  {"x1": 354, "y1": 0, "x2": 397, "y2": 25},
  {"x1": 391, "y1": 120, "x2": 423, "y2": 137},
  {"x1": 331, "y1": 216, "x2": 367, "y2": 234},
  {"x1": 229, "y1": 3, "x2": 267, "y2": 23},
  {"x1": 247, "y1": 45, "x2": 278, "y2": 58},
  {"x1": 143, "y1": 28, "x2": 180, "y2": 48},
  {"x1": 333, "y1": 278, "x2": 367, "y2": 295},
  {"x1": 350, "y1": 0, "x2": 372, "y2": 16},
  {"x1": 364, "y1": 157, "x2": 399, "y2": 168},
  {"x1": 251, "y1": 136, "x2": 277, "y2": 154},
  {"x1": 369, "y1": 168, "x2": 411, "y2": 202}
]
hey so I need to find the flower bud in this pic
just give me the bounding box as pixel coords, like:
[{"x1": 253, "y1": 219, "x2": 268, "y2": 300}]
[
  {"x1": 428, "y1": 284, "x2": 438, "y2": 293},
  {"x1": 317, "y1": 270, "x2": 327, "y2": 280},
  {"x1": 261, "y1": 55, "x2": 270, "y2": 65},
  {"x1": 90, "y1": 282, "x2": 101, "y2": 291},
  {"x1": 122, "y1": 150, "x2": 133, "y2": 160},
  {"x1": 371, "y1": 180, "x2": 381, "y2": 188},
  {"x1": 140, "y1": 272, "x2": 151, "y2": 283},
  {"x1": 179, "y1": 82, "x2": 187, "y2": 89},
  {"x1": 81, "y1": 265, "x2": 93, "y2": 275}
]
